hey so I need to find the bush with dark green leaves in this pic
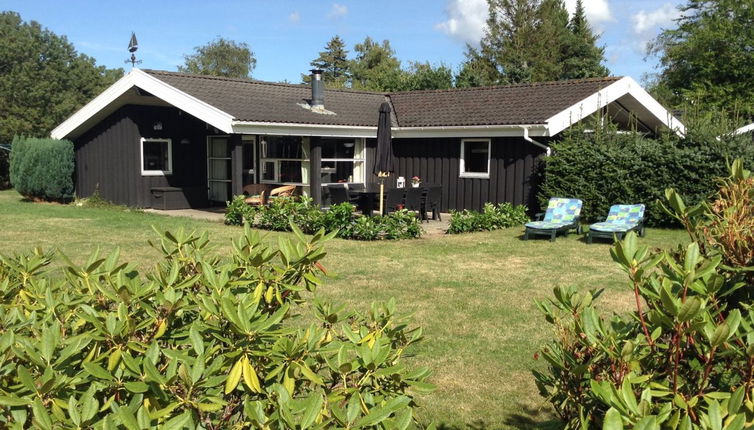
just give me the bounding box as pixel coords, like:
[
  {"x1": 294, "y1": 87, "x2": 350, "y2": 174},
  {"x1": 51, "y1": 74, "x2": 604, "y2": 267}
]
[
  {"x1": 0, "y1": 224, "x2": 434, "y2": 429},
  {"x1": 0, "y1": 149, "x2": 9, "y2": 189},
  {"x1": 447, "y1": 202, "x2": 529, "y2": 234},
  {"x1": 538, "y1": 120, "x2": 754, "y2": 226},
  {"x1": 9, "y1": 136, "x2": 74, "y2": 200},
  {"x1": 225, "y1": 196, "x2": 422, "y2": 240},
  {"x1": 534, "y1": 160, "x2": 754, "y2": 429}
]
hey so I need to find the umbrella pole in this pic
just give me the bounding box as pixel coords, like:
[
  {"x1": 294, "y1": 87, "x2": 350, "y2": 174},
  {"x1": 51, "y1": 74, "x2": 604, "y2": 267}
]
[{"x1": 378, "y1": 175, "x2": 385, "y2": 215}]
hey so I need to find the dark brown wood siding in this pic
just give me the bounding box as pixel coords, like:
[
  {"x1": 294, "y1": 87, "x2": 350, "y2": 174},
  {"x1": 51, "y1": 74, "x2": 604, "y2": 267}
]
[
  {"x1": 391, "y1": 137, "x2": 544, "y2": 212},
  {"x1": 74, "y1": 105, "x2": 211, "y2": 207}
]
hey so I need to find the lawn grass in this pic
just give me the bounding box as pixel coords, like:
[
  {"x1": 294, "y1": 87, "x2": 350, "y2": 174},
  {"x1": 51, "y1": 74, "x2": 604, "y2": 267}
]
[{"x1": 0, "y1": 190, "x2": 688, "y2": 429}]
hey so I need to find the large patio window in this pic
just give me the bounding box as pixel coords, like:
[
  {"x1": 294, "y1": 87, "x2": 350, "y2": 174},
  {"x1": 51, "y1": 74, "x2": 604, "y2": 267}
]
[
  {"x1": 141, "y1": 138, "x2": 172, "y2": 176},
  {"x1": 260, "y1": 136, "x2": 309, "y2": 185},
  {"x1": 320, "y1": 138, "x2": 364, "y2": 184},
  {"x1": 459, "y1": 139, "x2": 490, "y2": 179}
]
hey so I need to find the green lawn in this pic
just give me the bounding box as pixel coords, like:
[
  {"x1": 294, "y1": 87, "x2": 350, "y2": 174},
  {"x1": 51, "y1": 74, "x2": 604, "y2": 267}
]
[{"x1": 0, "y1": 190, "x2": 688, "y2": 429}]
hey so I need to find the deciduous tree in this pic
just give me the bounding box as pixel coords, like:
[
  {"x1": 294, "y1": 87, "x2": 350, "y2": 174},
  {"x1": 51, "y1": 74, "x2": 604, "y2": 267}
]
[
  {"x1": 179, "y1": 37, "x2": 256, "y2": 79},
  {"x1": 349, "y1": 37, "x2": 404, "y2": 91},
  {"x1": 651, "y1": 0, "x2": 754, "y2": 118},
  {"x1": 0, "y1": 12, "x2": 122, "y2": 145}
]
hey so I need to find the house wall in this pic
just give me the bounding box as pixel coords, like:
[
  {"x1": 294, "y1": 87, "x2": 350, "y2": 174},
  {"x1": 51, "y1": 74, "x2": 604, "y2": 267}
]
[
  {"x1": 74, "y1": 105, "x2": 211, "y2": 207},
  {"x1": 391, "y1": 137, "x2": 545, "y2": 212}
]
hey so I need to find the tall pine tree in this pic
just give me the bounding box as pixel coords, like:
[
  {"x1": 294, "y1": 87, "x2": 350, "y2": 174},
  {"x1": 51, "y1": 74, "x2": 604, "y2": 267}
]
[
  {"x1": 457, "y1": 0, "x2": 608, "y2": 86},
  {"x1": 560, "y1": 0, "x2": 609, "y2": 79},
  {"x1": 303, "y1": 35, "x2": 350, "y2": 87}
]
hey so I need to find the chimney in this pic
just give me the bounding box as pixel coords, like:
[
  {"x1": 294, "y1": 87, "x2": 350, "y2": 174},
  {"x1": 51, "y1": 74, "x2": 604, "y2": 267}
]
[{"x1": 310, "y1": 69, "x2": 324, "y2": 109}]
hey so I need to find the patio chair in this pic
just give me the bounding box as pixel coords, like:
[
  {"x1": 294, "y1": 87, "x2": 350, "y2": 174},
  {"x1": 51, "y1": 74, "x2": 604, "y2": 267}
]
[
  {"x1": 404, "y1": 187, "x2": 426, "y2": 221},
  {"x1": 586, "y1": 204, "x2": 646, "y2": 243},
  {"x1": 347, "y1": 183, "x2": 365, "y2": 204},
  {"x1": 425, "y1": 185, "x2": 442, "y2": 221},
  {"x1": 524, "y1": 197, "x2": 583, "y2": 242},
  {"x1": 269, "y1": 184, "x2": 295, "y2": 198},
  {"x1": 322, "y1": 184, "x2": 351, "y2": 210},
  {"x1": 383, "y1": 188, "x2": 405, "y2": 215},
  {"x1": 243, "y1": 184, "x2": 269, "y2": 206}
]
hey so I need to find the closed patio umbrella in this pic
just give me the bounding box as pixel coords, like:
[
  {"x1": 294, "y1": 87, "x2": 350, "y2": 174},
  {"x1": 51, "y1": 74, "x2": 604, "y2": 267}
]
[{"x1": 374, "y1": 102, "x2": 394, "y2": 215}]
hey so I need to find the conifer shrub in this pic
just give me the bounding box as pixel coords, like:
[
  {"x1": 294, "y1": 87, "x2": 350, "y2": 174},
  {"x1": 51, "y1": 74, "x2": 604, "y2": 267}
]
[
  {"x1": 9, "y1": 136, "x2": 74, "y2": 200},
  {"x1": 535, "y1": 160, "x2": 754, "y2": 429}
]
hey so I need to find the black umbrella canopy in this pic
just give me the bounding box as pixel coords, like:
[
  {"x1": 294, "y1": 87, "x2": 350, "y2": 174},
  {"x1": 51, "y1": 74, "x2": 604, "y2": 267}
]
[{"x1": 373, "y1": 102, "x2": 394, "y2": 176}]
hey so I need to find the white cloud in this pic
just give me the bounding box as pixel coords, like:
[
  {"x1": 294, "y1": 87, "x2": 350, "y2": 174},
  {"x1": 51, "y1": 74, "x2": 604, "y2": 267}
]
[
  {"x1": 563, "y1": 0, "x2": 613, "y2": 25},
  {"x1": 328, "y1": 3, "x2": 348, "y2": 20},
  {"x1": 632, "y1": 3, "x2": 679, "y2": 34},
  {"x1": 631, "y1": 4, "x2": 680, "y2": 50},
  {"x1": 288, "y1": 11, "x2": 300, "y2": 24},
  {"x1": 435, "y1": 0, "x2": 488, "y2": 46}
]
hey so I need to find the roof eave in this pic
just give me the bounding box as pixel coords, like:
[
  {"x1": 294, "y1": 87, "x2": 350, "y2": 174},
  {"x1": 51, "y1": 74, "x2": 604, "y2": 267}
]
[
  {"x1": 51, "y1": 69, "x2": 235, "y2": 140},
  {"x1": 543, "y1": 76, "x2": 686, "y2": 137}
]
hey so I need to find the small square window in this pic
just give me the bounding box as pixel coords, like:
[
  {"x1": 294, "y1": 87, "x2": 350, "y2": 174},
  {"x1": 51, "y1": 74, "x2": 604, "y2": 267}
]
[
  {"x1": 460, "y1": 139, "x2": 490, "y2": 178},
  {"x1": 141, "y1": 138, "x2": 172, "y2": 176}
]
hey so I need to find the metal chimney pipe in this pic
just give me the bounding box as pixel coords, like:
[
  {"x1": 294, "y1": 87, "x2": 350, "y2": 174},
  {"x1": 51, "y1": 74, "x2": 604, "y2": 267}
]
[{"x1": 310, "y1": 69, "x2": 324, "y2": 109}]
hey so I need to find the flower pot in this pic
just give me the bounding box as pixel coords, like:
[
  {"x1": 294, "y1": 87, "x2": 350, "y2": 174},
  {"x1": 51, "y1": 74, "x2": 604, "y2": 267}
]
[{"x1": 411, "y1": 183, "x2": 420, "y2": 188}]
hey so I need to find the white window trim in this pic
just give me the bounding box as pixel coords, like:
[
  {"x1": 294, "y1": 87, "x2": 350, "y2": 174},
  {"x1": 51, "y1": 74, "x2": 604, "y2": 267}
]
[
  {"x1": 459, "y1": 138, "x2": 491, "y2": 179},
  {"x1": 140, "y1": 137, "x2": 172, "y2": 176},
  {"x1": 259, "y1": 137, "x2": 311, "y2": 185},
  {"x1": 321, "y1": 138, "x2": 366, "y2": 185}
]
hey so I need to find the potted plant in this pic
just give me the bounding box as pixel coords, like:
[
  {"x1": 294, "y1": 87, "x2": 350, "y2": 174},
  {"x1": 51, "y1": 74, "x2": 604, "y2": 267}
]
[{"x1": 411, "y1": 176, "x2": 421, "y2": 188}]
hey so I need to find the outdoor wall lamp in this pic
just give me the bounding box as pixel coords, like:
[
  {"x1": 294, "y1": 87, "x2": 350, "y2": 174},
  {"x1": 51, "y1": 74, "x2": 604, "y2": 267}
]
[{"x1": 153, "y1": 121, "x2": 163, "y2": 131}]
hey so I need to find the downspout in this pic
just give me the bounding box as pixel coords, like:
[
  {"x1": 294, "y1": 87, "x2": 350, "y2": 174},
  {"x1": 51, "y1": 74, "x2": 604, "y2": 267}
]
[{"x1": 523, "y1": 127, "x2": 551, "y2": 156}]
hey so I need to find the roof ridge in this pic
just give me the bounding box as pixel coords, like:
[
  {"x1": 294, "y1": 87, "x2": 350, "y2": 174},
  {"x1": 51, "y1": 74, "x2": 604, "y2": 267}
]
[
  {"x1": 387, "y1": 76, "x2": 624, "y2": 96},
  {"x1": 140, "y1": 69, "x2": 386, "y2": 95}
]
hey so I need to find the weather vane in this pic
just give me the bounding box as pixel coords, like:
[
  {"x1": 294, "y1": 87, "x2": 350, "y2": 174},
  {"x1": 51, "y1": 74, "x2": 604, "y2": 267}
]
[{"x1": 125, "y1": 32, "x2": 142, "y2": 68}]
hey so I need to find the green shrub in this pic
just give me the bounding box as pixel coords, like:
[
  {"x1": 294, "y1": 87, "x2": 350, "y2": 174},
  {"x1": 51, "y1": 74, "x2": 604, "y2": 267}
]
[
  {"x1": 447, "y1": 202, "x2": 529, "y2": 234},
  {"x1": 0, "y1": 148, "x2": 9, "y2": 189},
  {"x1": 9, "y1": 136, "x2": 74, "y2": 200},
  {"x1": 534, "y1": 160, "x2": 754, "y2": 429},
  {"x1": 538, "y1": 122, "x2": 754, "y2": 226},
  {"x1": 0, "y1": 224, "x2": 434, "y2": 428},
  {"x1": 226, "y1": 196, "x2": 423, "y2": 240}
]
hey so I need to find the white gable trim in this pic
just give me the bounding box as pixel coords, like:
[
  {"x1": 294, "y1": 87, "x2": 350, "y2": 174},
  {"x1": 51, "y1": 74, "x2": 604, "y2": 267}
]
[
  {"x1": 50, "y1": 69, "x2": 235, "y2": 139},
  {"x1": 733, "y1": 123, "x2": 754, "y2": 135},
  {"x1": 544, "y1": 77, "x2": 686, "y2": 137}
]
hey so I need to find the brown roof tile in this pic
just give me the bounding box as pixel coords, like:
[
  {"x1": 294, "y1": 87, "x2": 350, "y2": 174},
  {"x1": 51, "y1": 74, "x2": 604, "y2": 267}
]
[
  {"x1": 143, "y1": 70, "x2": 387, "y2": 127},
  {"x1": 143, "y1": 70, "x2": 621, "y2": 128},
  {"x1": 387, "y1": 77, "x2": 622, "y2": 127}
]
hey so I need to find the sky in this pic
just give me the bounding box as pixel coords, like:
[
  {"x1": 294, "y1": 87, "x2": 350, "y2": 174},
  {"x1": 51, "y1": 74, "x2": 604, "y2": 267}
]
[{"x1": 2, "y1": 0, "x2": 685, "y2": 85}]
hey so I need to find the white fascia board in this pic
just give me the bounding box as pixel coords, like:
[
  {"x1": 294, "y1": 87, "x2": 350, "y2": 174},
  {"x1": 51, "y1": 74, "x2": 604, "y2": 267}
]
[
  {"x1": 51, "y1": 71, "x2": 139, "y2": 139},
  {"x1": 392, "y1": 124, "x2": 548, "y2": 139},
  {"x1": 544, "y1": 77, "x2": 686, "y2": 137},
  {"x1": 231, "y1": 121, "x2": 377, "y2": 138},
  {"x1": 733, "y1": 123, "x2": 754, "y2": 135},
  {"x1": 50, "y1": 69, "x2": 235, "y2": 140}
]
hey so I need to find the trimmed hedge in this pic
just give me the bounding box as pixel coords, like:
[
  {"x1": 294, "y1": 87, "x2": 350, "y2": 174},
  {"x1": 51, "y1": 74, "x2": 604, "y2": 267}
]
[
  {"x1": 538, "y1": 126, "x2": 754, "y2": 226},
  {"x1": 9, "y1": 136, "x2": 74, "y2": 200}
]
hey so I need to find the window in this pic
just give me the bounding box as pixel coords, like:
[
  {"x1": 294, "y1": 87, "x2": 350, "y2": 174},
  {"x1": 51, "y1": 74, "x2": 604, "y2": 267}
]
[
  {"x1": 320, "y1": 138, "x2": 365, "y2": 185},
  {"x1": 141, "y1": 138, "x2": 172, "y2": 176},
  {"x1": 259, "y1": 136, "x2": 310, "y2": 185},
  {"x1": 459, "y1": 139, "x2": 491, "y2": 178}
]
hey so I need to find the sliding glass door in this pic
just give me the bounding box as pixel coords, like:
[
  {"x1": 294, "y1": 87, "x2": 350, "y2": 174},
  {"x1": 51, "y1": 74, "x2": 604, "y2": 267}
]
[{"x1": 207, "y1": 136, "x2": 231, "y2": 203}]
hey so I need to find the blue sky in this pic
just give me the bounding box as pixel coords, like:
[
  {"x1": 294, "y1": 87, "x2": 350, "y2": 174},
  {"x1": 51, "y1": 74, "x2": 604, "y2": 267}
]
[{"x1": 2, "y1": 0, "x2": 684, "y2": 84}]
